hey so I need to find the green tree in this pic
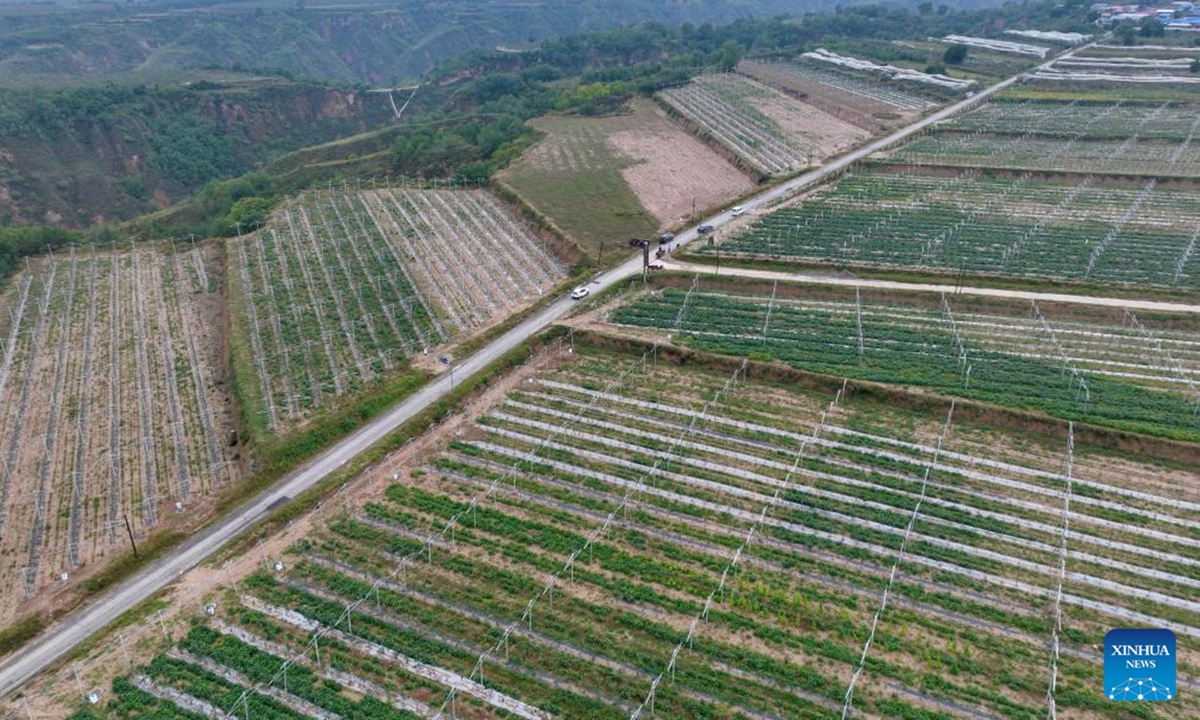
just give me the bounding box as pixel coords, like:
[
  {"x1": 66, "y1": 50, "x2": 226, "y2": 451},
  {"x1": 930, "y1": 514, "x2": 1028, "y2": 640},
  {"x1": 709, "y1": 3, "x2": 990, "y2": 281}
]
[
  {"x1": 718, "y1": 40, "x2": 744, "y2": 70},
  {"x1": 943, "y1": 43, "x2": 969, "y2": 64},
  {"x1": 452, "y1": 160, "x2": 493, "y2": 185},
  {"x1": 226, "y1": 196, "x2": 273, "y2": 232},
  {"x1": 1139, "y1": 16, "x2": 1165, "y2": 37}
]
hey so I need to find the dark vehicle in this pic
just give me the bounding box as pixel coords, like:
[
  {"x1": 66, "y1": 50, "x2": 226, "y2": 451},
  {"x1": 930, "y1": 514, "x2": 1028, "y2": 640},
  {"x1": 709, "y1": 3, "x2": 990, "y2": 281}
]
[
  {"x1": 648, "y1": 263, "x2": 665, "y2": 270},
  {"x1": 658, "y1": 233, "x2": 675, "y2": 245},
  {"x1": 697, "y1": 224, "x2": 715, "y2": 234},
  {"x1": 629, "y1": 237, "x2": 648, "y2": 247}
]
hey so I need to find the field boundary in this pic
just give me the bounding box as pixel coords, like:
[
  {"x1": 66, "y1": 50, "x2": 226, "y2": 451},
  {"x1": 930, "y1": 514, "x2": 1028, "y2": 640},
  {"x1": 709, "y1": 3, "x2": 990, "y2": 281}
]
[{"x1": 571, "y1": 327, "x2": 1200, "y2": 467}]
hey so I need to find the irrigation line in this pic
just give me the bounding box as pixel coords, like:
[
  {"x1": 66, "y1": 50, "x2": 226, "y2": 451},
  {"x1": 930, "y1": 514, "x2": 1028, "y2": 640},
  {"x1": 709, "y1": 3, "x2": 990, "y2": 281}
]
[
  {"x1": 26, "y1": 252, "x2": 78, "y2": 597},
  {"x1": 69, "y1": 255, "x2": 99, "y2": 567},
  {"x1": 628, "y1": 379, "x2": 847, "y2": 720},
  {"x1": 1045, "y1": 423, "x2": 1073, "y2": 720},
  {"x1": 673, "y1": 274, "x2": 701, "y2": 333},
  {"x1": 489, "y1": 404, "x2": 1200, "y2": 587},
  {"x1": 0, "y1": 260, "x2": 57, "y2": 540},
  {"x1": 505, "y1": 390, "x2": 1200, "y2": 566},
  {"x1": 1123, "y1": 308, "x2": 1200, "y2": 415},
  {"x1": 1031, "y1": 301, "x2": 1090, "y2": 404},
  {"x1": 1083, "y1": 178, "x2": 1157, "y2": 278},
  {"x1": 172, "y1": 250, "x2": 228, "y2": 488},
  {"x1": 539, "y1": 378, "x2": 1200, "y2": 522},
  {"x1": 940, "y1": 294, "x2": 970, "y2": 383},
  {"x1": 430, "y1": 359, "x2": 751, "y2": 720},
  {"x1": 0, "y1": 275, "x2": 31, "y2": 420},
  {"x1": 855, "y1": 286, "x2": 864, "y2": 361},
  {"x1": 1173, "y1": 220, "x2": 1199, "y2": 287},
  {"x1": 761, "y1": 279, "x2": 778, "y2": 343},
  {"x1": 217, "y1": 341, "x2": 660, "y2": 719},
  {"x1": 841, "y1": 400, "x2": 955, "y2": 719}
]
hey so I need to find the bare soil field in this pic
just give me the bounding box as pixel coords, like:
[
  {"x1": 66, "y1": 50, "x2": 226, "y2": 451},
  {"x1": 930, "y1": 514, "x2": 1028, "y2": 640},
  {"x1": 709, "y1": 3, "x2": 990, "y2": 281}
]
[
  {"x1": 747, "y1": 91, "x2": 871, "y2": 164},
  {"x1": 737, "y1": 60, "x2": 913, "y2": 132},
  {"x1": 500, "y1": 98, "x2": 753, "y2": 255},
  {"x1": 0, "y1": 244, "x2": 239, "y2": 630},
  {"x1": 608, "y1": 99, "x2": 757, "y2": 227}
]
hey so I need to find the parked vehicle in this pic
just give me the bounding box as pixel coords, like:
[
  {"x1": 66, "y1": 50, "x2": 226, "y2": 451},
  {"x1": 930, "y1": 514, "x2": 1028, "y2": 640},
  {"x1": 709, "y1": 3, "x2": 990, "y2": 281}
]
[
  {"x1": 697, "y1": 224, "x2": 715, "y2": 234},
  {"x1": 658, "y1": 233, "x2": 675, "y2": 245}
]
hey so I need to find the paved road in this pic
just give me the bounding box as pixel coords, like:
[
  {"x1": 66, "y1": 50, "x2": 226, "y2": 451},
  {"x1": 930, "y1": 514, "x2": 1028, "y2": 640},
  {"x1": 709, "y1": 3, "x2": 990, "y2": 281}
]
[
  {"x1": 665, "y1": 260, "x2": 1200, "y2": 314},
  {"x1": 0, "y1": 49, "x2": 1086, "y2": 700}
]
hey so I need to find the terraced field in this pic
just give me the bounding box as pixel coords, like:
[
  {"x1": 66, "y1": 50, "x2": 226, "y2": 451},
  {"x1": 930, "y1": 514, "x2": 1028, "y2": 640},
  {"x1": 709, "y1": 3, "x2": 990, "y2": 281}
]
[
  {"x1": 939, "y1": 99, "x2": 1200, "y2": 140},
  {"x1": 884, "y1": 94, "x2": 1200, "y2": 176},
  {"x1": 657, "y1": 73, "x2": 867, "y2": 176},
  {"x1": 888, "y1": 131, "x2": 1200, "y2": 176},
  {"x1": 0, "y1": 245, "x2": 236, "y2": 626},
  {"x1": 611, "y1": 285, "x2": 1200, "y2": 441},
  {"x1": 71, "y1": 348, "x2": 1200, "y2": 720},
  {"x1": 699, "y1": 167, "x2": 1200, "y2": 288},
  {"x1": 737, "y1": 60, "x2": 934, "y2": 134},
  {"x1": 231, "y1": 186, "x2": 566, "y2": 433}
]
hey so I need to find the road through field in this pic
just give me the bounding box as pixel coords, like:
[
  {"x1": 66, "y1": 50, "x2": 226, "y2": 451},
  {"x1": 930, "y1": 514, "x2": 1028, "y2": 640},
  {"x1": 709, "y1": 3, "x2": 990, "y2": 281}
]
[
  {"x1": 0, "y1": 44, "x2": 1091, "y2": 700},
  {"x1": 661, "y1": 260, "x2": 1200, "y2": 314}
]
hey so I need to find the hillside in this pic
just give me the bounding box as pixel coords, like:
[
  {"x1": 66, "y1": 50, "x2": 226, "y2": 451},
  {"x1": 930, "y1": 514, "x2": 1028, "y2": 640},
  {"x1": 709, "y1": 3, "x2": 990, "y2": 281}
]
[
  {"x1": 0, "y1": 78, "x2": 395, "y2": 226},
  {"x1": 0, "y1": 0, "x2": 1009, "y2": 86}
]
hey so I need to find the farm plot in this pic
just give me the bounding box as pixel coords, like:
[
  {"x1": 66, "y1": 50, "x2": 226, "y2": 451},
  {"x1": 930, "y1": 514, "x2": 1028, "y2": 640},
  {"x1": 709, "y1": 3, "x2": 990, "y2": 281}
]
[
  {"x1": 1052, "y1": 56, "x2": 1200, "y2": 77},
  {"x1": 940, "y1": 35, "x2": 1053, "y2": 57},
  {"x1": 802, "y1": 48, "x2": 975, "y2": 92},
  {"x1": 499, "y1": 98, "x2": 753, "y2": 254},
  {"x1": 77, "y1": 348, "x2": 1200, "y2": 720},
  {"x1": 888, "y1": 131, "x2": 1200, "y2": 175},
  {"x1": 610, "y1": 286, "x2": 1200, "y2": 441},
  {"x1": 1076, "y1": 43, "x2": 1200, "y2": 59},
  {"x1": 884, "y1": 40, "x2": 1035, "y2": 85},
  {"x1": 704, "y1": 167, "x2": 1200, "y2": 288},
  {"x1": 737, "y1": 60, "x2": 934, "y2": 134},
  {"x1": 939, "y1": 98, "x2": 1200, "y2": 140},
  {"x1": 1028, "y1": 64, "x2": 1200, "y2": 85},
  {"x1": 0, "y1": 245, "x2": 236, "y2": 627},
  {"x1": 231, "y1": 186, "x2": 565, "y2": 432},
  {"x1": 657, "y1": 73, "x2": 868, "y2": 176}
]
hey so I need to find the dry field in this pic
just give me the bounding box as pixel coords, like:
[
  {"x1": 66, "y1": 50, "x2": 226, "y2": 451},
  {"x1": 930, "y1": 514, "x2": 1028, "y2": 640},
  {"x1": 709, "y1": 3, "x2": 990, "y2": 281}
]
[
  {"x1": 738, "y1": 59, "x2": 932, "y2": 133},
  {"x1": 501, "y1": 98, "x2": 753, "y2": 253},
  {"x1": 0, "y1": 244, "x2": 237, "y2": 627},
  {"x1": 657, "y1": 73, "x2": 870, "y2": 176}
]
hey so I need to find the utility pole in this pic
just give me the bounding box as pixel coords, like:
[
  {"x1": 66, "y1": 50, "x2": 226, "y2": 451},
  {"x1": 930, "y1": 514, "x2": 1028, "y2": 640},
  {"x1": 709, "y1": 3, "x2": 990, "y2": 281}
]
[{"x1": 123, "y1": 513, "x2": 139, "y2": 558}]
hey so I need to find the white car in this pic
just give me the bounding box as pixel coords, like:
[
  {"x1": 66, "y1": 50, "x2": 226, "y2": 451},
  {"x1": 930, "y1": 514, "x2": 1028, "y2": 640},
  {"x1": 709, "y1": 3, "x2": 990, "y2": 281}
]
[
  {"x1": 731, "y1": 205, "x2": 746, "y2": 217},
  {"x1": 570, "y1": 286, "x2": 590, "y2": 300}
]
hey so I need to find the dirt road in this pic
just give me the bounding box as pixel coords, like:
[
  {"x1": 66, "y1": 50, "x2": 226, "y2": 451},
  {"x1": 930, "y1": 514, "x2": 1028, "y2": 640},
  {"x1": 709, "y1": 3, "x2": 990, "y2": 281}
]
[{"x1": 663, "y1": 260, "x2": 1200, "y2": 314}]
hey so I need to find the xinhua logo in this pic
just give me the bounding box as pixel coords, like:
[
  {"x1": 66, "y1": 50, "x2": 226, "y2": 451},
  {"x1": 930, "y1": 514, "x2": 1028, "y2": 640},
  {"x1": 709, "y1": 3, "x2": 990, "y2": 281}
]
[{"x1": 1105, "y1": 628, "x2": 1175, "y2": 702}]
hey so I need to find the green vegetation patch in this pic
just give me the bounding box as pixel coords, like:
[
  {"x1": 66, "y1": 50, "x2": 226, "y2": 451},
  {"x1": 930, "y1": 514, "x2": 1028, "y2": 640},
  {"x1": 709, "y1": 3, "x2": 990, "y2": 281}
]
[{"x1": 500, "y1": 114, "x2": 657, "y2": 262}]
